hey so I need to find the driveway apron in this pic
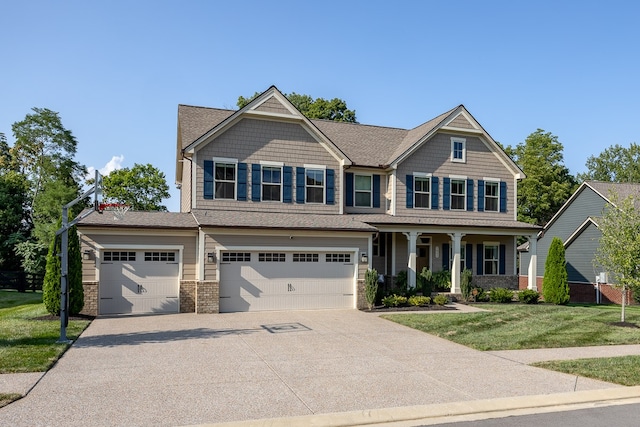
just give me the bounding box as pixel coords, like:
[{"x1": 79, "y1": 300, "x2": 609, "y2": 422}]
[{"x1": 0, "y1": 310, "x2": 619, "y2": 426}]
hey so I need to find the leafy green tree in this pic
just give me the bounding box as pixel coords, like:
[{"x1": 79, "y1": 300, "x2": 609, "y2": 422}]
[
  {"x1": 578, "y1": 143, "x2": 640, "y2": 183},
  {"x1": 238, "y1": 92, "x2": 357, "y2": 123},
  {"x1": 506, "y1": 129, "x2": 578, "y2": 226},
  {"x1": 542, "y1": 237, "x2": 570, "y2": 305},
  {"x1": 595, "y1": 194, "x2": 640, "y2": 322},
  {"x1": 43, "y1": 221, "x2": 83, "y2": 315},
  {"x1": 103, "y1": 163, "x2": 170, "y2": 211},
  {"x1": 0, "y1": 171, "x2": 29, "y2": 269}
]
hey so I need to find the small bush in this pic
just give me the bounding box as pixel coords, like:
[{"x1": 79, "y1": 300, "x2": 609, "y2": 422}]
[
  {"x1": 364, "y1": 269, "x2": 379, "y2": 310},
  {"x1": 433, "y1": 270, "x2": 452, "y2": 291},
  {"x1": 408, "y1": 295, "x2": 431, "y2": 306},
  {"x1": 382, "y1": 294, "x2": 407, "y2": 307},
  {"x1": 518, "y1": 289, "x2": 540, "y2": 304},
  {"x1": 417, "y1": 267, "x2": 433, "y2": 296},
  {"x1": 394, "y1": 270, "x2": 408, "y2": 289},
  {"x1": 460, "y1": 268, "x2": 473, "y2": 301},
  {"x1": 433, "y1": 294, "x2": 449, "y2": 306},
  {"x1": 471, "y1": 287, "x2": 489, "y2": 302},
  {"x1": 489, "y1": 288, "x2": 514, "y2": 303}
]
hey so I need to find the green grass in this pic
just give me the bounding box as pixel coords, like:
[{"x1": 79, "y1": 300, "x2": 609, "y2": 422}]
[
  {"x1": 533, "y1": 356, "x2": 640, "y2": 386},
  {"x1": 381, "y1": 304, "x2": 640, "y2": 351},
  {"x1": 0, "y1": 393, "x2": 22, "y2": 408},
  {"x1": 0, "y1": 290, "x2": 92, "y2": 373}
]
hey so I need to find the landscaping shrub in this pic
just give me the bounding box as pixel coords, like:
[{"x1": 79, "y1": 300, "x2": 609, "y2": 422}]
[
  {"x1": 433, "y1": 270, "x2": 451, "y2": 291},
  {"x1": 433, "y1": 294, "x2": 449, "y2": 306},
  {"x1": 364, "y1": 268, "x2": 379, "y2": 310},
  {"x1": 489, "y1": 287, "x2": 514, "y2": 303},
  {"x1": 542, "y1": 236, "x2": 570, "y2": 305},
  {"x1": 518, "y1": 289, "x2": 540, "y2": 304},
  {"x1": 394, "y1": 270, "x2": 408, "y2": 289},
  {"x1": 382, "y1": 294, "x2": 407, "y2": 307},
  {"x1": 460, "y1": 268, "x2": 473, "y2": 301},
  {"x1": 471, "y1": 287, "x2": 489, "y2": 302},
  {"x1": 417, "y1": 267, "x2": 433, "y2": 296},
  {"x1": 408, "y1": 295, "x2": 431, "y2": 306}
]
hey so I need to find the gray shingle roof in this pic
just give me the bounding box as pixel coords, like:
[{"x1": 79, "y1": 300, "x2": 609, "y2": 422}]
[
  {"x1": 352, "y1": 214, "x2": 541, "y2": 231},
  {"x1": 191, "y1": 209, "x2": 376, "y2": 232},
  {"x1": 586, "y1": 181, "x2": 640, "y2": 203},
  {"x1": 178, "y1": 105, "x2": 234, "y2": 149},
  {"x1": 77, "y1": 210, "x2": 198, "y2": 229}
]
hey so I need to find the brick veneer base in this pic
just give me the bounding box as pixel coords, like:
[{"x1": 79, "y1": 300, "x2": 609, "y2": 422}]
[
  {"x1": 474, "y1": 275, "x2": 518, "y2": 290},
  {"x1": 180, "y1": 281, "x2": 196, "y2": 313},
  {"x1": 196, "y1": 281, "x2": 219, "y2": 313},
  {"x1": 518, "y1": 276, "x2": 635, "y2": 304},
  {"x1": 356, "y1": 279, "x2": 366, "y2": 309},
  {"x1": 81, "y1": 281, "x2": 98, "y2": 317}
]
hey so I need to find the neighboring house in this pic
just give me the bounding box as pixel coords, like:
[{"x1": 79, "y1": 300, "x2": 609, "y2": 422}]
[
  {"x1": 518, "y1": 181, "x2": 640, "y2": 304},
  {"x1": 78, "y1": 85, "x2": 540, "y2": 316}
]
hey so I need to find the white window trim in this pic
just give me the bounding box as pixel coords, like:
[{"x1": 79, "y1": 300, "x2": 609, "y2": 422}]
[
  {"x1": 484, "y1": 179, "x2": 500, "y2": 212},
  {"x1": 460, "y1": 240, "x2": 467, "y2": 271},
  {"x1": 354, "y1": 173, "x2": 373, "y2": 208},
  {"x1": 305, "y1": 167, "x2": 326, "y2": 204},
  {"x1": 261, "y1": 164, "x2": 283, "y2": 202},
  {"x1": 451, "y1": 137, "x2": 466, "y2": 163},
  {"x1": 450, "y1": 177, "x2": 467, "y2": 211},
  {"x1": 483, "y1": 241, "x2": 500, "y2": 276},
  {"x1": 413, "y1": 174, "x2": 431, "y2": 209},
  {"x1": 212, "y1": 158, "x2": 238, "y2": 201}
]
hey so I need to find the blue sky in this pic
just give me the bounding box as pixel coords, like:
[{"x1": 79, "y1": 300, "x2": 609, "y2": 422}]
[{"x1": 2, "y1": 1, "x2": 639, "y2": 212}]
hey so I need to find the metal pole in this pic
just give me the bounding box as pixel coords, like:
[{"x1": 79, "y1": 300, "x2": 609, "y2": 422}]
[{"x1": 58, "y1": 206, "x2": 71, "y2": 344}]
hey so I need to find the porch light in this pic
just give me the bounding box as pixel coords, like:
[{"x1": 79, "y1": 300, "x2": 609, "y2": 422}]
[
  {"x1": 360, "y1": 253, "x2": 368, "y2": 263},
  {"x1": 83, "y1": 250, "x2": 92, "y2": 261},
  {"x1": 207, "y1": 253, "x2": 215, "y2": 263}
]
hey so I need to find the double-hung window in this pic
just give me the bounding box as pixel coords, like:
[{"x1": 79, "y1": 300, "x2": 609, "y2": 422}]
[
  {"x1": 355, "y1": 174, "x2": 372, "y2": 207},
  {"x1": 214, "y1": 160, "x2": 237, "y2": 199},
  {"x1": 306, "y1": 168, "x2": 325, "y2": 203},
  {"x1": 484, "y1": 181, "x2": 499, "y2": 212},
  {"x1": 414, "y1": 175, "x2": 431, "y2": 208},
  {"x1": 451, "y1": 137, "x2": 466, "y2": 163},
  {"x1": 450, "y1": 179, "x2": 466, "y2": 210},
  {"x1": 484, "y1": 244, "x2": 499, "y2": 275},
  {"x1": 262, "y1": 165, "x2": 282, "y2": 201}
]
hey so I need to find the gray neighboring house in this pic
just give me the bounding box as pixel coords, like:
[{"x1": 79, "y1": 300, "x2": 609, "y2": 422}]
[
  {"x1": 78, "y1": 85, "x2": 540, "y2": 316},
  {"x1": 518, "y1": 180, "x2": 640, "y2": 304}
]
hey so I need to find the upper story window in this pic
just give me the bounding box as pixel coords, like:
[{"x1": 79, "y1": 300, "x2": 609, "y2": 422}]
[
  {"x1": 414, "y1": 175, "x2": 431, "y2": 209},
  {"x1": 450, "y1": 178, "x2": 466, "y2": 210},
  {"x1": 355, "y1": 174, "x2": 372, "y2": 207},
  {"x1": 484, "y1": 180, "x2": 500, "y2": 212},
  {"x1": 306, "y1": 168, "x2": 325, "y2": 204},
  {"x1": 214, "y1": 160, "x2": 237, "y2": 200},
  {"x1": 262, "y1": 165, "x2": 282, "y2": 202},
  {"x1": 451, "y1": 137, "x2": 466, "y2": 163}
]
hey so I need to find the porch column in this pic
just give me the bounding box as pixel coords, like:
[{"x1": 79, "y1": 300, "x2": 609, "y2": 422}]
[
  {"x1": 527, "y1": 234, "x2": 538, "y2": 290},
  {"x1": 403, "y1": 231, "x2": 418, "y2": 288},
  {"x1": 448, "y1": 232, "x2": 464, "y2": 293}
]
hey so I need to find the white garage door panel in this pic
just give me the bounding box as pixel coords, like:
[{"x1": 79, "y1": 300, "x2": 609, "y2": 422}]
[
  {"x1": 219, "y1": 252, "x2": 355, "y2": 312},
  {"x1": 99, "y1": 252, "x2": 179, "y2": 315}
]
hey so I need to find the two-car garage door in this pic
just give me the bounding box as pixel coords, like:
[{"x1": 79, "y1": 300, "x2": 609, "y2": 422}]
[{"x1": 219, "y1": 251, "x2": 355, "y2": 312}]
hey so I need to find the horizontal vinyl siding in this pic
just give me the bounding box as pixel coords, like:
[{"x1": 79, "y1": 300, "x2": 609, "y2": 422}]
[
  {"x1": 180, "y1": 159, "x2": 192, "y2": 212},
  {"x1": 195, "y1": 119, "x2": 340, "y2": 214},
  {"x1": 566, "y1": 223, "x2": 602, "y2": 283},
  {"x1": 396, "y1": 133, "x2": 514, "y2": 220}
]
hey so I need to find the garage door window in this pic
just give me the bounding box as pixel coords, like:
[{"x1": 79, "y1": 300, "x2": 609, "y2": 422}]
[
  {"x1": 293, "y1": 253, "x2": 319, "y2": 262},
  {"x1": 103, "y1": 251, "x2": 136, "y2": 261},
  {"x1": 144, "y1": 252, "x2": 176, "y2": 262},
  {"x1": 326, "y1": 253, "x2": 351, "y2": 263},
  {"x1": 258, "y1": 253, "x2": 286, "y2": 262},
  {"x1": 222, "y1": 252, "x2": 251, "y2": 262}
]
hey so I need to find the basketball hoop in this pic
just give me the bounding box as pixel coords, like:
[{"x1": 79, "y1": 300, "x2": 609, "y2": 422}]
[{"x1": 98, "y1": 203, "x2": 130, "y2": 220}]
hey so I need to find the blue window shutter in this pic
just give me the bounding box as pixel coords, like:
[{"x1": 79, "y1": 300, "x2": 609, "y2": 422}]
[
  {"x1": 500, "y1": 182, "x2": 507, "y2": 213},
  {"x1": 283, "y1": 166, "x2": 292, "y2": 203},
  {"x1": 345, "y1": 172, "x2": 354, "y2": 207},
  {"x1": 466, "y1": 243, "x2": 473, "y2": 270},
  {"x1": 431, "y1": 176, "x2": 439, "y2": 209},
  {"x1": 237, "y1": 163, "x2": 247, "y2": 201},
  {"x1": 443, "y1": 177, "x2": 450, "y2": 210},
  {"x1": 326, "y1": 169, "x2": 335, "y2": 205},
  {"x1": 296, "y1": 167, "x2": 305, "y2": 204},
  {"x1": 442, "y1": 243, "x2": 450, "y2": 270},
  {"x1": 466, "y1": 179, "x2": 474, "y2": 211},
  {"x1": 477, "y1": 244, "x2": 484, "y2": 275},
  {"x1": 251, "y1": 164, "x2": 261, "y2": 202},
  {"x1": 406, "y1": 175, "x2": 413, "y2": 208},
  {"x1": 373, "y1": 175, "x2": 381, "y2": 208},
  {"x1": 499, "y1": 244, "x2": 506, "y2": 275},
  {"x1": 477, "y1": 180, "x2": 485, "y2": 212},
  {"x1": 204, "y1": 160, "x2": 213, "y2": 200}
]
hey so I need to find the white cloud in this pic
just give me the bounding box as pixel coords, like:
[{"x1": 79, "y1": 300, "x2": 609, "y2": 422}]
[{"x1": 86, "y1": 155, "x2": 125, "y2": 179}]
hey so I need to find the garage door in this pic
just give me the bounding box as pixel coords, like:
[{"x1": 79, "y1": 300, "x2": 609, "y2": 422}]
[
  {"x1": 219, "y1": 251, "x2": 355, "y2": 312},
  {"x1": 99, "y1": 250, "x2": 180, "y2": 315}
]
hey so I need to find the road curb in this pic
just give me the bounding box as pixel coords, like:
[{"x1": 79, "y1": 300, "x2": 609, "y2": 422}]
[{"x1": 192, "y1": 386, "x2": 640, "y2": 427}]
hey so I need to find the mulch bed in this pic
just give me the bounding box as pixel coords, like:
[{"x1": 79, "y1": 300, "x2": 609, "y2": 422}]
[
  {"x1": 32, "y1": 314, "x2": 96, "y2": 321},
  {"x1": 609, "y1": 321, "x2": 640, "y2": 328}
]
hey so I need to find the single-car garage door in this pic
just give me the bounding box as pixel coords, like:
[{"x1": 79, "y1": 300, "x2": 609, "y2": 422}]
[
  {"x1": 219, "y1": 251, "x2": 355, "y2": 312},
  {"x1": 99, "y1": 250, "x2": 180, "y2": 315}
]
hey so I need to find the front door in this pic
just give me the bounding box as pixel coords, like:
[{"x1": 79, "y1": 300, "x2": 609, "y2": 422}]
[{"x1": 416, "y1": 243, "x2": 430, "y2": 274}]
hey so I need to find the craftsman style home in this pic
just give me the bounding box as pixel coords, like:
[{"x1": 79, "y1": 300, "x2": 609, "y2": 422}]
[{"x1": 78, "y1": 86, "x2": 539, "y2": 316}]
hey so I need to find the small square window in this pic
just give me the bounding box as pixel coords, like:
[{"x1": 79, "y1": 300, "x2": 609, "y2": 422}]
[{"x1": 451, "y1": 138, "x2": 466, "y2": 163}]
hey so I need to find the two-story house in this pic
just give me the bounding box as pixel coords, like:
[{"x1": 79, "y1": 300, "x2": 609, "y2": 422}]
[{"x1": 77, "y1": 86, "x2": 540, "y2": 316}]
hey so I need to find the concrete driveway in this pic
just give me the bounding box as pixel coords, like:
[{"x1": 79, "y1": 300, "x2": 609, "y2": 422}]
[{"x1": 0, "y1": 310, "x2": 619, "y2": 426}]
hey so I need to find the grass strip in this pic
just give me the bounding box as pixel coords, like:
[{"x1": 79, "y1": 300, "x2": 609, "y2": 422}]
[{"x1": 533, "y1": 356, "x2": 640, "y2": 386}]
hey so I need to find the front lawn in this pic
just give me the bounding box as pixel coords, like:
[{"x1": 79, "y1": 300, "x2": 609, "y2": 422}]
[
  {"x1": 533, "y1": 356, "x2": 640, "y2": 386},
  {"x1": 0, "y1": 290, "x2": 92, "y2": 373},
  {"x1": 381, "y1": 304, "x2": 640, "y2": 351}
]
